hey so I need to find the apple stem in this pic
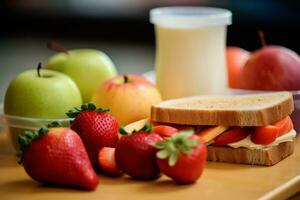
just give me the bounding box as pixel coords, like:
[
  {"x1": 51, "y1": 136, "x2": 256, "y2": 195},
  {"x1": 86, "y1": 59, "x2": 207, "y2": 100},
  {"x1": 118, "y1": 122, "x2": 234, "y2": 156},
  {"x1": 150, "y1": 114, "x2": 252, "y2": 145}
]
[
  {"x1": 37, "y1": 62, "x2": 42, "y2": 78},
  {"x1": 258, "y1": 30, "x2": 266, "y2": 47},
  {"x1": 47, "y1": 41, "x2": 68, "y2": 54},
  {"x1": 124, "y1": 75, "x2": 129, "y2": 84}
]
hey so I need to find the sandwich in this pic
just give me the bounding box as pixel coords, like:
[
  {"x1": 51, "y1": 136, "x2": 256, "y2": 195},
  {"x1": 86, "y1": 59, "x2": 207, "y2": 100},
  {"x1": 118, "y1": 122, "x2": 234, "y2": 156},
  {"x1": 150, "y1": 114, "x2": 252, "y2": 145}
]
[{"x1": 150, "y1": 92, "x2": 296, "y2": 166}]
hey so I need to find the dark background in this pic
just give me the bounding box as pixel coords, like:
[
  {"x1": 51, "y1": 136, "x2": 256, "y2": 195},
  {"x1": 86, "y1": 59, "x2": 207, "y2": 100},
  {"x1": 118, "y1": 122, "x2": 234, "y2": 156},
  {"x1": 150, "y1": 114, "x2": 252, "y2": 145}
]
[{"x1": 0, "y1": 0, "x2": 299, "y2": 101}]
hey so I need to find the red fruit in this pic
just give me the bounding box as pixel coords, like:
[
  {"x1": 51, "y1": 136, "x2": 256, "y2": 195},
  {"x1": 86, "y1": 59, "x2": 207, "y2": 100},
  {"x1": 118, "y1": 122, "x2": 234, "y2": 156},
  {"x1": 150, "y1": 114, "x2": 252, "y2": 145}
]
[
  {"x1": 98, "y1": 147, "x2": 122, "y2": 177},
  {"x1": 18, "y1": 126, "x2": 99, "y2": 190},
  {"x1": 272, "y1": 116, "x2": 293, "y2": 137},
  {"x1": 153, "y1": 125, "x2": 179, "y2": 137},
  {"x1": 154, "y1": 130, "x2": 206, "y2": 184},
  {"x1": 251, "y1": 125, "x2": 278, "y2": 145},
  {"x1": 115, "y1": 126, "x2": 163, "y2": 180},
  {"x1": 213, "y1": 127, "x2": 249, "y2": 146},
  {"x1": 226, "y1": 46, "x2": 250, "y2": 88},
  {"x1": 67, "y1": 103, "x2": 119, "y2": 168},
  {"x1": 251, "y1": 116, "x2": 294, "y2": 145},
  {"x1": 238, "y1": 45, "x2": 300, "y2": 90}
]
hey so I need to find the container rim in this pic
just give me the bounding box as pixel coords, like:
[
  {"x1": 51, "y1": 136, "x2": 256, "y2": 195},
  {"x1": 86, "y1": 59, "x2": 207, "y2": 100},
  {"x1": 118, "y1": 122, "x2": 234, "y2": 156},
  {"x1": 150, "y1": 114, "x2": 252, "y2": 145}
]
[
  {"x1": 0, "y1": 104, "x2": 71, "y2": 122},
  {"x1": 150, "y1": 6, "x2": 232, "y2": 28}
]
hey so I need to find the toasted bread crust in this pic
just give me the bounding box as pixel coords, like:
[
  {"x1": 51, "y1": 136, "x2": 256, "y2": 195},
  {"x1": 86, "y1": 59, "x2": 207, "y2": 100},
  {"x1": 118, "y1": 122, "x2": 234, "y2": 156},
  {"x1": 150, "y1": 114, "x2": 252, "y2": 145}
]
[
  {"x1": 151, "y1": 92, "x2": 294, "y2": 126},
  {"x1": 206, "y1": 141, "x2": 294, "y2": 166}
]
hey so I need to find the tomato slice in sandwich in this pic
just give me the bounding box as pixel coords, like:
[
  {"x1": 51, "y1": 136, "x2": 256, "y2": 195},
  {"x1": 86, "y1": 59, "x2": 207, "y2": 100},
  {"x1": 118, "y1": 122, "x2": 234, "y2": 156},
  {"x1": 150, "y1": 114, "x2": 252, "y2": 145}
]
[
  {"x1": 272, "y1": 116, "x2": 293, "y2": 137},
  {"x1": 251, "y1": 116, "x2": 293, "y2": 145},
  {"x1": 213, "y1": 127, "x2": 249, "y2": 146},
  {"x1": 153, "y1": 125, "x2": 179, "y2": 137}
]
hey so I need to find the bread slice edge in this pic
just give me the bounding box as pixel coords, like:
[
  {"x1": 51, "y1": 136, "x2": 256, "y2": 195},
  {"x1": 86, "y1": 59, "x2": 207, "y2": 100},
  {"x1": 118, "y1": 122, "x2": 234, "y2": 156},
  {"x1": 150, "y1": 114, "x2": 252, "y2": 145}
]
[{"x1": 206, "y1": 141, "x2": 294, "y2": 166}]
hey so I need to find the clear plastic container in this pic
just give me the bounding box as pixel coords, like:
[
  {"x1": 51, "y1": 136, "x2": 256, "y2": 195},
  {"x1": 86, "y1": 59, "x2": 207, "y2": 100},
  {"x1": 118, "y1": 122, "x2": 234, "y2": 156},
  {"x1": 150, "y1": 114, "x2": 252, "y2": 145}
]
[
  {"x1": 0, "y1": 104, "x2": 71, "y2": 150},
  {"x1": 150, "y1": 7, "x2": 232, "y2": 100},
  {"x1": 229, "y1": 89, "x2": 300, "y2": 133}
]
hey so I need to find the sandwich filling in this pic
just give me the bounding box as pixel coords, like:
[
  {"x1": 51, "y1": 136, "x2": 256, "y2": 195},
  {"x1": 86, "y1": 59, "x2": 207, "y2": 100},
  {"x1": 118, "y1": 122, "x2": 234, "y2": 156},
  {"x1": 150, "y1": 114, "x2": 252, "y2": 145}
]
[
  {"x1": 227, "y1": 129, "x2": 296, "y2": 150},
  {"x1": 197, "y1": 116, "x2": 296, "y2": 150}
]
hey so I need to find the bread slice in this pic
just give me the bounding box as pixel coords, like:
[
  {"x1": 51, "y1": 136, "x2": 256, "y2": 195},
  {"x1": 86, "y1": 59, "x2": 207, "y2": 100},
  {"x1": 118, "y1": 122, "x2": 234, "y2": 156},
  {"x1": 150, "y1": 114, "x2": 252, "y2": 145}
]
[
  {"x1": 207, "y1": 141, "x2": 294, "y2": 166},
  {"x1": 151, "y1": 92, "x2": 294, "y2": 126}
]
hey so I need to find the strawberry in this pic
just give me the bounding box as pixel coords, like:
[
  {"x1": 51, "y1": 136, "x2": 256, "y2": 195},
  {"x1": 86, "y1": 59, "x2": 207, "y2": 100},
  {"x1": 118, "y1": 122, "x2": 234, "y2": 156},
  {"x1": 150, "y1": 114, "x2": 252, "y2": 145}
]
[
  {"x1": 66, "y1": 103, "x2": 119, "y2": 168},
  {"x1": 18, "y1": 123, "x2": 99, "y2": 190},
  {"x1": 115, "y1": 124, "x2": 163, "y2": 180},
  {"x1": 98, "y1": 147, "x2": 122, "y2": 177},
  {"x1": 153, "y1": 130, "x2": 207, "y2": 184}
]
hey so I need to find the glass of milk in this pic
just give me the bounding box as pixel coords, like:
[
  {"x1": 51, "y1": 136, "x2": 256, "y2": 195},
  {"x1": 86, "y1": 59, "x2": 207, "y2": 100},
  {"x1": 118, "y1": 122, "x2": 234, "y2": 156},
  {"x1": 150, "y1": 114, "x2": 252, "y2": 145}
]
[{"x1": 150, "y1": 7, "x2": 232, "y2": 100}]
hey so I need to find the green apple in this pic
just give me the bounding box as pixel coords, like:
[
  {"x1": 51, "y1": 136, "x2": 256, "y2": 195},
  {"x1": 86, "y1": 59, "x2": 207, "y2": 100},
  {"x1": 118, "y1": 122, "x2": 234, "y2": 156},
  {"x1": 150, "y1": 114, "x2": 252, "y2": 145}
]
[
  {"x1": 4, "y1": 68, "x2": 82, "y2": 118},
  {"x1": 46, "y1": 49, "x2": 118, "y2": 102}
]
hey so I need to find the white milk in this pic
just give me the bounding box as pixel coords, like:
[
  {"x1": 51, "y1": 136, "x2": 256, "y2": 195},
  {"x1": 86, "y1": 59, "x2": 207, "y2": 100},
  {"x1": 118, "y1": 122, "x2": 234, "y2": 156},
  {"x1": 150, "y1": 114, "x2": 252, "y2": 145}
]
[{"x1": 150, "y1": 7, "x2": 232, "y2": 100}]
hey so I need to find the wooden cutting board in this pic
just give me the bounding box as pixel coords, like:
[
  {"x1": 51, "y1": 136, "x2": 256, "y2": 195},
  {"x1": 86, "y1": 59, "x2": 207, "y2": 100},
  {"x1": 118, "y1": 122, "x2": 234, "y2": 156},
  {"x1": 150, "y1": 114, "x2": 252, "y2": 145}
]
[{"x1": 0, "y1": 131, "x2": 299, "y2": 200}]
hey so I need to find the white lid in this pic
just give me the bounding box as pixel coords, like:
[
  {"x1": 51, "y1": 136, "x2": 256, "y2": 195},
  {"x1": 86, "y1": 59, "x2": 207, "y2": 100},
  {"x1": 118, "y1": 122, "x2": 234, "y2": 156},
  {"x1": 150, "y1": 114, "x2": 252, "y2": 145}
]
[{"x1": 150, "y1": 7, "x2": 232, "y2": 28}]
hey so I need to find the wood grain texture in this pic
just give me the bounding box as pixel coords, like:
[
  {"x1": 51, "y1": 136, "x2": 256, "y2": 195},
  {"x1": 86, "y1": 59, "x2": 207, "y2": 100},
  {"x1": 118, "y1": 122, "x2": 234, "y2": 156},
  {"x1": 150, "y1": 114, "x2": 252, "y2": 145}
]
[
  {"x1": 207, "y1": 141, "x2": 294, "y2": 166},
  {"x1": 0, "y1": 132, "x2": 300, "y2": 200},
  {"x1": 151, "y1": 92, "x2": 294, "y2": 126}
]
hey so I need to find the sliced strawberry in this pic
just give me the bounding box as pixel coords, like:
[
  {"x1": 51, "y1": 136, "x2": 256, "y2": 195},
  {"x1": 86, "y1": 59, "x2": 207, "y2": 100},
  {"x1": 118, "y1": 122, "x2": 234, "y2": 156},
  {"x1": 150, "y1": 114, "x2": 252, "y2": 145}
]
[
  {"x1": 251, "y1": 116, "x2": 293, "y2": 145},
  {"x1": 251, "y1": 125, "x2": 278, "y2": 145},
  {"x1": 98, "y1": 147, "x2": 122, "y2": 177},
  {"x1": 153, "y1": 125, "x2": 179, "y2": 137},
  {"x1": 272, "y1": 116, "x2": 293, "y2": 137},
  {"x1": 213, "y1": 127, "x2": 249, "y2": 146}
]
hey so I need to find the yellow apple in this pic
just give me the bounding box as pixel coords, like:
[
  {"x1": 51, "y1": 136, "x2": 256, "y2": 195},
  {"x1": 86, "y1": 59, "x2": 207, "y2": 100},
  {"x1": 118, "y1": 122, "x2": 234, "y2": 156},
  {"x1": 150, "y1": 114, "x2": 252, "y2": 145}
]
[{"x1": 92, "y1": 74, "x2": 162, "y2": 126}]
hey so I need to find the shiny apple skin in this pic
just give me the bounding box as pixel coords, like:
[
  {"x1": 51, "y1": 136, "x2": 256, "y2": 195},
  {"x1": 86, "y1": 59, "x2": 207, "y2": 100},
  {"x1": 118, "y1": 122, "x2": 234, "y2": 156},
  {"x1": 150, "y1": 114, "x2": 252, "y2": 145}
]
[
  {"x1": 226, "y1": 46, "x2": 250, "y2": 88},
  {"x1": 238, "y1": 45, "x2": 300, "y2": 90},
  {"x1": 92, "y1": 74, "x2": 162, "y2": 126}
]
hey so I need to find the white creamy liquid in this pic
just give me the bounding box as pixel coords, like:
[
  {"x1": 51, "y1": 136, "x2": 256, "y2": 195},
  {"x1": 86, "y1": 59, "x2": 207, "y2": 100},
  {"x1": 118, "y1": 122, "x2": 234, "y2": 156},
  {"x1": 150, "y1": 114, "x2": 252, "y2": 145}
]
[{"x1": 155, "y1": 26, "x2": 228, "y2": 100}]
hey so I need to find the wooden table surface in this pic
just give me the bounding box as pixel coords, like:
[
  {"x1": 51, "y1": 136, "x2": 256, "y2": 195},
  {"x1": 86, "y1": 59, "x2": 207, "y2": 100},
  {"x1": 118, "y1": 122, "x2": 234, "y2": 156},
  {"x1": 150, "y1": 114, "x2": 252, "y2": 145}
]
[{"x1": 1, "y1": 131, "x2": 300, "y2": 200}]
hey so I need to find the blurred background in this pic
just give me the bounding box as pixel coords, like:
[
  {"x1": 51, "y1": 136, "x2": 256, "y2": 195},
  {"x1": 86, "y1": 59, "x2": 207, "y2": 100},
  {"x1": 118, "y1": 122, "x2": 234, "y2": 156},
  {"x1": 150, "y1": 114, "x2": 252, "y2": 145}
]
[{"x1": 0, "y1": 0, "x2": 299, "y2": 102}]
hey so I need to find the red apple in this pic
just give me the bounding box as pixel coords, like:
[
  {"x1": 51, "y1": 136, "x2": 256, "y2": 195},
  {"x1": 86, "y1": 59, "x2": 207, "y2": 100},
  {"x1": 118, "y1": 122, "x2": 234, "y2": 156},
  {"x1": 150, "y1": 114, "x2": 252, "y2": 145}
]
[
  {"x1": 92, "y1": 74, "x2": 162, "y2": 126},
  {"x1": 226, "y1": 46, "x2": 250, "y2": 88},
  {"x1": 238, "y1": 45, "x2": 300, "y2": 90}
]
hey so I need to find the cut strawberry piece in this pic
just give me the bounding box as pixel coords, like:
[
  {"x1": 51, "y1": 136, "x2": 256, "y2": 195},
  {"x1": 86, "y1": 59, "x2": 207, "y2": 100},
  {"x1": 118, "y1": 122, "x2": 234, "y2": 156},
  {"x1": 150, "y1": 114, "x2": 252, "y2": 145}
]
[
  {"x1": 98, "y1": 147, "x2": 122, "y2": 177},
  {"x1": 213, "y1": 127, "x2": 249, "y2": 146},
  {"x1": 272, "y1": 116, "x2": 293, "y2": 137},
  {"x1": 251, "y1": 125, "x2": 279, "y2": 145},
  {"x1": 153, "y1": 125, "x2": 179, "y2": 137}
]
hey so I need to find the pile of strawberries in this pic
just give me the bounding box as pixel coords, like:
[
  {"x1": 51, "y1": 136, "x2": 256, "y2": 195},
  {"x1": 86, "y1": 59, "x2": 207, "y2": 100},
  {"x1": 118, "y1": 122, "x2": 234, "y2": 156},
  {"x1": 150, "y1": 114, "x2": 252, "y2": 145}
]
[{"x1": 18, "y1": 103, "x2": 207, "y2": 190}]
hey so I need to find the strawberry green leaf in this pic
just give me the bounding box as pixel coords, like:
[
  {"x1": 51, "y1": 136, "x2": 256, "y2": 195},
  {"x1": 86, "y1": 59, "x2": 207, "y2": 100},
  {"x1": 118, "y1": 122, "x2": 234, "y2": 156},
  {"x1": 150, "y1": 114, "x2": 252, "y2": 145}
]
[
  {"x1": 169, "y1": 153, "x2": 178, "y2": 167},
  {"x1": 119, "y1": 127, "x2": 129, "y2": 135},
  {"x1": 153, "y1": 129, "x2": 199, "y2": 166},
  {"x1": 157, "y1": 149, "x2": 171, "y2": 159},
  {"x1": 87, "y1": 103, "x2": 96, "y2": 110},
  {"x1": 24, "y1": 131, "x2": 34, "y2": 140},
  {"x1": 66, "y1": 103, "x2": 100, "y2": 118},
  {"x1": 47, "y1": 121, "x2": 62, "y2": 128},
  {"x1": 97, "y1": 108, "x2": 110, "y2": 113},
  {"x1": 141, "y1": 123, "x2": 152, "y2": 133},
  {"x1": 38, "y1": 127, "x2": 49, "y2": 136},
  {"x1": 18, "y1": 135, "x2": 28, "y2": 147},
  {"x1": 152, "y1": 140, "x2": 167, "y2": 149}
]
